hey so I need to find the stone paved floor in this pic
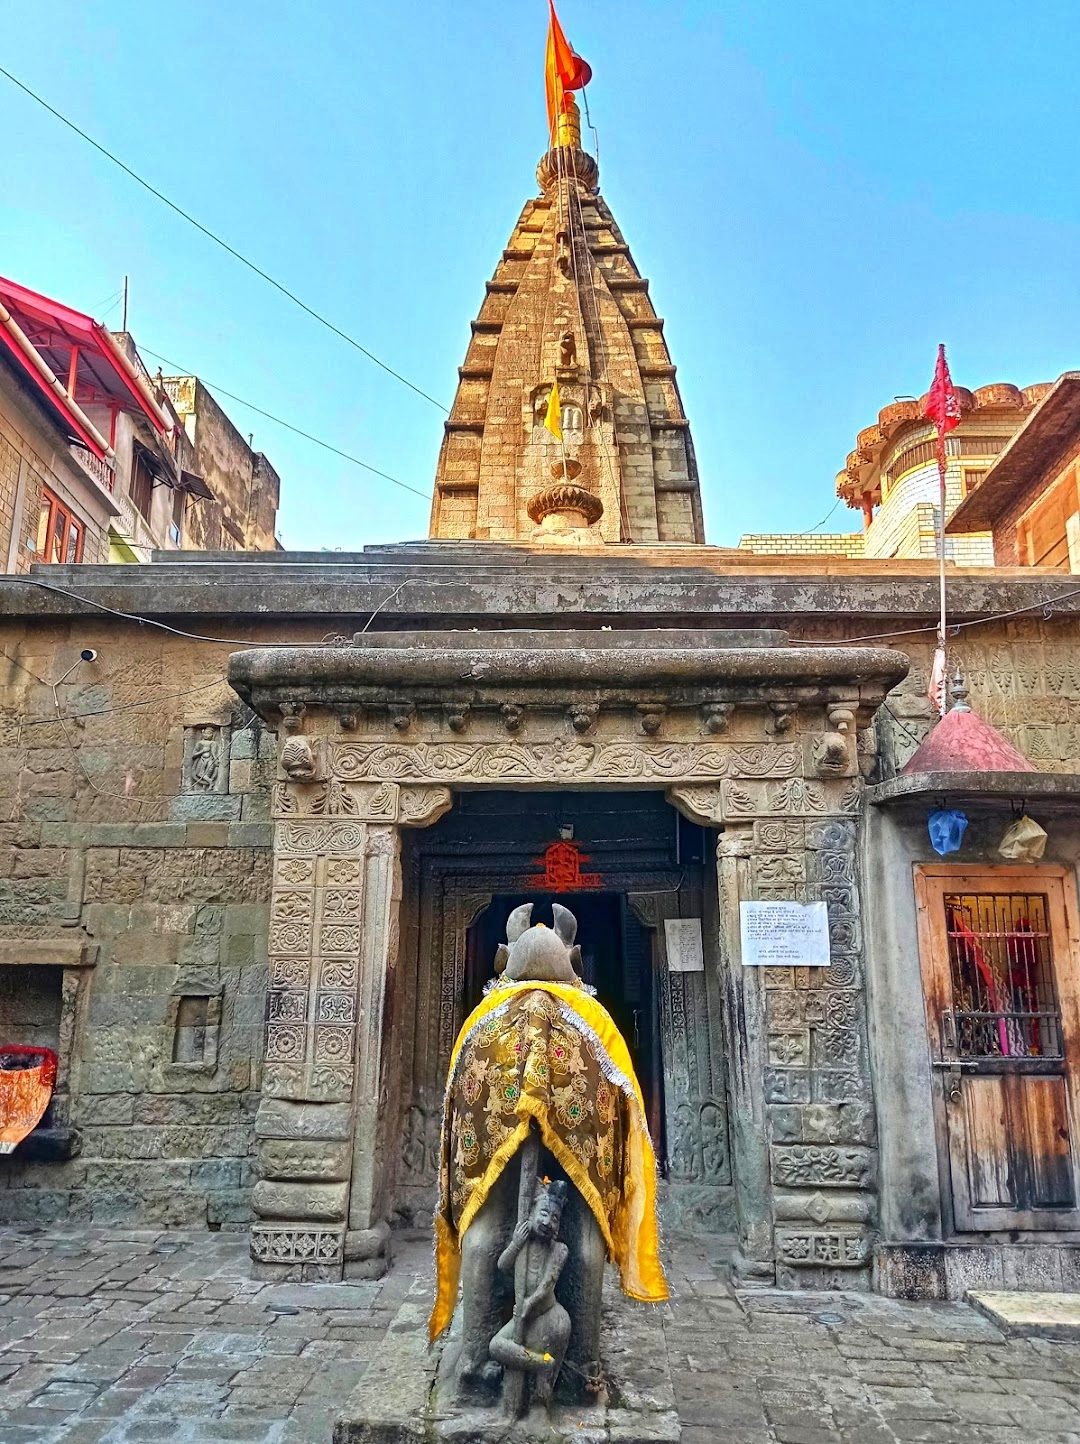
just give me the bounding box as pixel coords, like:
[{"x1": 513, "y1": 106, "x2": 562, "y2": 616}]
[{"x1": 0, "y1": 1226, "x2": 1078, "y2": 1443}]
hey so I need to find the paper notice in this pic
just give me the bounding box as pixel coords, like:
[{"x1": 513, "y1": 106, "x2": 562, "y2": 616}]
[
  {"x1": 739, "y1": 901, "x2": 831, "y2": 967},
  {"x1": 664, "y1": 918, "x2": 705, "y2": 973}
]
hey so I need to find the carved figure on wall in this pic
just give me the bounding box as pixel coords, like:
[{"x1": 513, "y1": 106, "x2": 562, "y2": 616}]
[
  {"x1": 430, "y1": 903, "x2": 667, "y2": 1417},
  {"x1": 813, "y1": 732, "x2": 850, "y2": 777},
  {"x1": 280, "y1": 736, "x2": 318, "y2": 781},
  {"x1": 559, "y1": 330, "x2": 577, "y2": 368},
  {"x1": 189, "y1": 727, "x2": 221, "y2": 792}
]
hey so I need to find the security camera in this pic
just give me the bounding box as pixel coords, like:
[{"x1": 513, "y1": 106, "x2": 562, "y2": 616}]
[{"x1": 80, "y1": 649, "x2": 97, "y2": 663}]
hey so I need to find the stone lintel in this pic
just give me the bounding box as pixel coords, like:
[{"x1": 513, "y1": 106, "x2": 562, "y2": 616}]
[
  {"x1": 229, "y1": 641, "x2": 909, "y2": 718},
  {"x1": 0, "y1": 938, "x2": 97, "y2": 968}
]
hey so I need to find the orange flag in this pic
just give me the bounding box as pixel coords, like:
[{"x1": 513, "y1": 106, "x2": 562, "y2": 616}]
[{"x1": 545, "y1": 1, "x2": 592, "y2": 141}]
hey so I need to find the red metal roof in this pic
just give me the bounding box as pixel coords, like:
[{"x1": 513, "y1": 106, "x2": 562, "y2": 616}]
[
  {"x1": 0, "y1": 275, "x2": 167, "y2": 459},
  {"x1": 900, "y1": 707, "x2": 1036, "y2": 776}
]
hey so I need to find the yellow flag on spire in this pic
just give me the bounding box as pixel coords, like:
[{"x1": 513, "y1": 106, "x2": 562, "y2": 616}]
[{"x1": 543, "y1": 381, "x2": 562, "y2": 440}]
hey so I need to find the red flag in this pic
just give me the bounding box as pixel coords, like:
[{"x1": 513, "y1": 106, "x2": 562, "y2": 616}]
[
  {"x1": 545, "y1": 2, "x2": 592, "y2": 140},
  {"x1": 924, "y1": 343, "x2": 960, "y2": 447}
]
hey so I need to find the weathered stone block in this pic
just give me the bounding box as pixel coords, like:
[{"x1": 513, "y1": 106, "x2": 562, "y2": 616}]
[
  {"x1": 770, "y1": 1144, "x2": 874, "y2": 1189},
  {"x1": 207, "y1": 1188, "x2": 251, "y2": 1225},
  {"x1": 258, "y1": 1139, "x2": 351, "y2": 1182},
  {"x1": 255, "y1": 1099, "x2": 353, "y2": 1141},
  {"x1": 73, "y1": 1093, "x2": 136, "y2": 1127},
  {"x1": 190, "y1": 1158, "x2": 243, "y2": 1190},
  {"x1": 252, "y1": 1179, "x2": 348, "y2": 1220},
  {"x1": 169, "y1": 794, "x2": 242, "y2": 822}
]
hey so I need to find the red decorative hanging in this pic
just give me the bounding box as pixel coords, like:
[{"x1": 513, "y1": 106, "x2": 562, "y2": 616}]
[{"x1": 532, "y1": 840, "x2": 601, "y2": 893}]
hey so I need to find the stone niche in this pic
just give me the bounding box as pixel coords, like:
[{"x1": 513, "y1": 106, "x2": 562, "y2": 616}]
[
  {"x1": 0, "y1": 938, "x2": 96, "y2": 1161},
  {"x1": 229, "y1": 627, "x2": 908, "y2": 1287}
]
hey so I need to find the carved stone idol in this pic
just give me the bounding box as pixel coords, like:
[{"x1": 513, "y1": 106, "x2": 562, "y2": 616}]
[
  {"x1": 488, "y1": 1132, "x2": 571, "y2": 1417},
  {"x1": 559, "y1": 330, "x2": 577, "y2": 368},
  {"x1": 431, "y1": 903, "x2": 667, "y2": 1422},
  {"x1": 189, "y1": 726, "x2": 221, "y2": 792}
]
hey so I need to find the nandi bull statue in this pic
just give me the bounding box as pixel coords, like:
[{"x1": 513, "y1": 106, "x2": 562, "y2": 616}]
[{"x1": 430, "y1": 902, "x2": 667, "y2": 1421}]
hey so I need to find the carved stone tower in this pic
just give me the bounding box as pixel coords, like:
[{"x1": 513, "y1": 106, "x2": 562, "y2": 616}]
[{"x1": 430, "y1": 96, "x2": 705, "y2": 545}]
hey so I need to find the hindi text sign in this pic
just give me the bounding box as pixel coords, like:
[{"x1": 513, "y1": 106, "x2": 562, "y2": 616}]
[{"x1": 739, "y1": 901, "x2": 831, "y2": 968}]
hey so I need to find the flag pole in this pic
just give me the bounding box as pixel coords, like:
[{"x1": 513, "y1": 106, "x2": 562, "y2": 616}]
[
  {"x1": 925, "y1": 344, "x2": 959, "y2": 719},
  {"x1": 936, "y1": 437, "x2": 948, "y2": 715}
]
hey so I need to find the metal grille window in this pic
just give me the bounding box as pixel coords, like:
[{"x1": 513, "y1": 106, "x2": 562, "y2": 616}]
[{"x1": 943, "y1": 892, "x2": 1063, "y2": 1060}]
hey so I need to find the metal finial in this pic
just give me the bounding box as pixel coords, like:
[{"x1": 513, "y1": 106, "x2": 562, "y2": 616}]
[{"x1": 949, "y1": 665, "x2": 971, "y2": 713}]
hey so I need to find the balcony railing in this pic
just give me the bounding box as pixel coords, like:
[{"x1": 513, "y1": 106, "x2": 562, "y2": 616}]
[{"x1": 70, "y1": 445, "x2": 115, "y2": 493}]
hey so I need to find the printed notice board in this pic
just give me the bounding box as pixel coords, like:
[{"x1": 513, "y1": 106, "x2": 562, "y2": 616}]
[
  {"x1": 664, "y1": 918, "x2": 705, "y2": 973},
  {"x1": 739, "y1": 900, "x2": 831, "y2": 968}
]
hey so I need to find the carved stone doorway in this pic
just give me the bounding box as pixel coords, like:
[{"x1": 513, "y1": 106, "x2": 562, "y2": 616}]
[{"x1": 389, "y1": 789, "x2": 734, "y2": 1236}]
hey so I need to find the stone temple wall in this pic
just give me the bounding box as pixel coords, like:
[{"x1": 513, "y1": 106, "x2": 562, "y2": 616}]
[
  {"x1": 0, "y1": 616, "x2": 328, "y2": 1226},
  {"x1": 0, "y1": 599, "x2": 1078, "y2": 1240}
]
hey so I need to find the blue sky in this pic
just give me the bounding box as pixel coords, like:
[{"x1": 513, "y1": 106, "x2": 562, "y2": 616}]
[{"x1": 3, "y1": 1, "x2": 1079, "y2": 549}]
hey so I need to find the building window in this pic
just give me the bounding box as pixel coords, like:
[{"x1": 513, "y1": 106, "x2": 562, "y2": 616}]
[
  {"x1": 130, "y1": 448, "x2": 156, "y2": 523},
  {"x1": 36, "y1": 487, "x2": 85, "y2": 564},
  {"x1": 169, "y1": 485, "x2": 184, "y2": 545},
  {"x1": 943, "y1": 891, "x2": 1062, "y2": 1059},
  {"x1": 960, "y1": 467, "x2": 988, "y2": 499}
]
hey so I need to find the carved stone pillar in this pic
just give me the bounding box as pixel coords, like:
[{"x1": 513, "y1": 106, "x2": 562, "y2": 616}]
[
  {"x1": 669, "y1": 756, "x2": 877, "y2": 1291},
  {"x1": 251, "y1": 775, "x2": 451, "y2": 1279},
  {"x1": 715, "y1": 826, "x2": 776, "y2": 1284}
]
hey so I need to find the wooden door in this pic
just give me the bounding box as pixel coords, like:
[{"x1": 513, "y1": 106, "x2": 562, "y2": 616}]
[{"x1": 915, "y1": 865, "x2": 1080, "y2": 1232}]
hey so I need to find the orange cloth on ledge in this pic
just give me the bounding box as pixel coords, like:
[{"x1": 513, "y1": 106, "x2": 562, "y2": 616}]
[{"x1": 0, "y1": 1047, "x2": 57, "y2": 1154}]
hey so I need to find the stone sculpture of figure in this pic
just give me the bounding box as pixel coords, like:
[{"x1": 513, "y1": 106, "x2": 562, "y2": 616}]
[
  {"x1": 189, "y1": 727, "x2": 220, "y2": 792},
  {"x1": 431, "y1": 902, "x2": 667, "y2": 1416},
  {"x1": 280, "y1": 735, "x2": 317, "y2": 781},
  {"x1": 559, "y1": 330, "x2": 577, "y2": 368},
  {"x1": 488, "y1": 1132, "x2": 571, "y2": 1417}
]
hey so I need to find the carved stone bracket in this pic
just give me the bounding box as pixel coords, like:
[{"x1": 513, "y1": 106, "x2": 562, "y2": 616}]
[{"x1": 273, "y1": 779, "x2": 452, "y2": 828}]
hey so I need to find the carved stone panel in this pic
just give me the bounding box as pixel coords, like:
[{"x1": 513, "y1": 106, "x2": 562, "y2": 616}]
[
  {"x1": 775, "y1": 1228, "x2": 871, "y2": 1268},
  {"x1": 331, "y1": 739, "x2": 802, "y2": 787},
  {"x1": 183, "y1": 723, "x2": 229, "y2": 794},
  {"x1": 770, "y1": 1145, "x2": 874, "y2": 1189}
]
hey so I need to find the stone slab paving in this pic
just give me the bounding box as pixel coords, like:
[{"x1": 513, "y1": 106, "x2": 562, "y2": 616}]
[
  {"x1": 969, "y1": 1291, "x2": 1080, "y2": 1341},
  {"x1": 0, "y1": 1226, "x2": 1077, "y2": 1444}
]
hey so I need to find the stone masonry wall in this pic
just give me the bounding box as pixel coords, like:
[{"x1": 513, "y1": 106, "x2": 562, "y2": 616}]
[
  {"x1": 0, "y1": 616, "x2": 329, "y2": 1226},
  {"x1": 0, "y1": 594, "x2": 1075, "y2": 1234}
]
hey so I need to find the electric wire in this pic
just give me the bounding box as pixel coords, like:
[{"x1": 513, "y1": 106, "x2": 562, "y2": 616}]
[
  {"x1": 9, "y1": 571, "x2": 1080, "y2": 661},
  {"x1": 799, "y1": 498, "x2": 842, "y2": 534},
  {"x1": 0, "y1": 64, "x2": 448, "y2": 414},
  {"x1": 137, "y1": 347, "x2": 432, "y2": 503}
]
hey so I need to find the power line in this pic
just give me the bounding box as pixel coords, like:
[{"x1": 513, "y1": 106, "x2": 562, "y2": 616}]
[
  {"x1": 12, "y1": 572, "x2": 1080, "y2": 658},
  {"x1": 139, "y1": 346, "x2": 432, "y2": 503},
  {"x1": 0, "y1": 64, "x2": 449, "y2": 414},
  {"x1": 799, "y1": 498, "x2": 842, "y2": 534}
]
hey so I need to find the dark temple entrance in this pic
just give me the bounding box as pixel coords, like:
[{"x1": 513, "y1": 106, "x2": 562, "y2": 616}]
[
  {"x1": 466, "y1": 893, "x2": 663, "y2": 1148},
  {"x1": 391, "y1": 790, "x2": 735, "y2": 1234}
]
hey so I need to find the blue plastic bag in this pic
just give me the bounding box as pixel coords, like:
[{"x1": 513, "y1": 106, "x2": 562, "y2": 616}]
[{"x1": 928, "y1": 809, "x2": 968, "y2": 856}]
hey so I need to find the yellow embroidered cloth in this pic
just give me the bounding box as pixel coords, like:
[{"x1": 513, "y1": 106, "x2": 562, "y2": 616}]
[{"x1": 430, "y1": 980, "x2": 667, "y2": 1341}]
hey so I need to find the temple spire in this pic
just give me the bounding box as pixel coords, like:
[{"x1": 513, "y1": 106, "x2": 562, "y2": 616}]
[{"x1": 428, "y1": 17, "x2": 704, "y2": 546}]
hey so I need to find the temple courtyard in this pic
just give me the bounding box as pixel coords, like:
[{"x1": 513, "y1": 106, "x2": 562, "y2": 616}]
[{"x1": 0, "y1": 1227, "x2": 1075, "y2": 1443}]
